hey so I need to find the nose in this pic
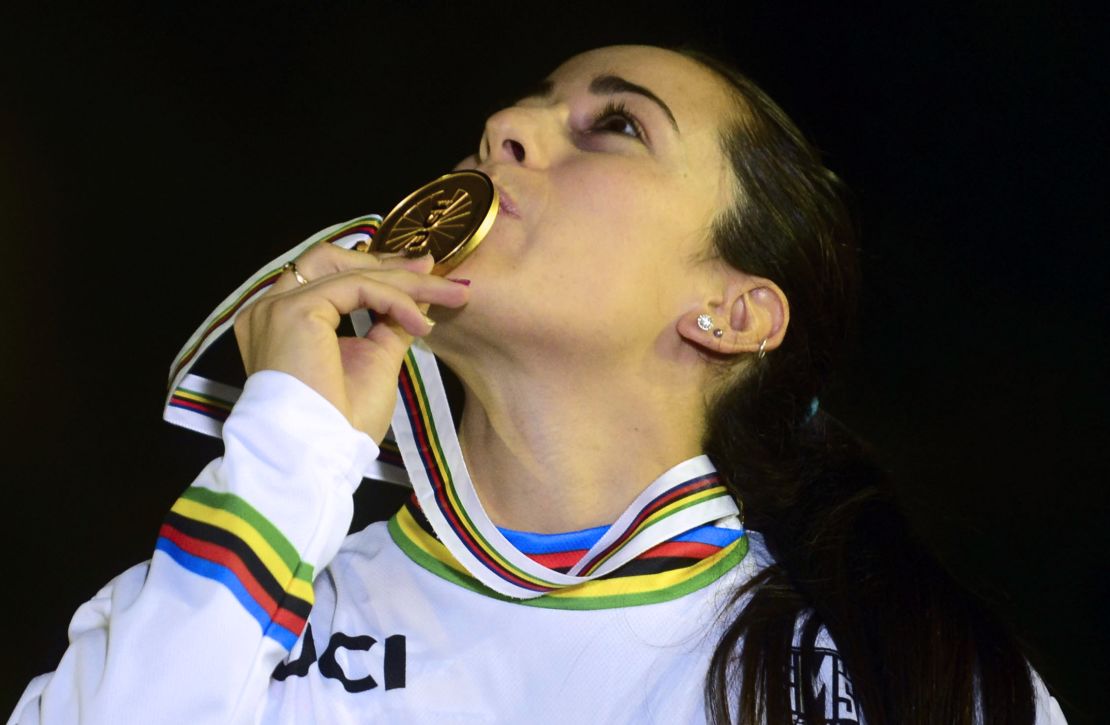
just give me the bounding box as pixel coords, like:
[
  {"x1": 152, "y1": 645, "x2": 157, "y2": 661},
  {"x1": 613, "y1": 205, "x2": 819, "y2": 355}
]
[{"x1": 478, "y1": 105, "x2": 557, "y2": 168}]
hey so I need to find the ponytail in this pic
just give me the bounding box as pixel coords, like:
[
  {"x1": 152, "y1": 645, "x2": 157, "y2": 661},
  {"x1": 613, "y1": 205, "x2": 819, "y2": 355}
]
[{"x1": 672, "y1": 47, "x2": 1038, "y2": 724}]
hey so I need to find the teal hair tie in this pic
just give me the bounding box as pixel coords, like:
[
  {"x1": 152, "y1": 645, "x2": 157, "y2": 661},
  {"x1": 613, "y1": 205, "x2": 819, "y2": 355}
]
[{"x1": 805, "y1": 396, "x2": 820, "y2": 422}]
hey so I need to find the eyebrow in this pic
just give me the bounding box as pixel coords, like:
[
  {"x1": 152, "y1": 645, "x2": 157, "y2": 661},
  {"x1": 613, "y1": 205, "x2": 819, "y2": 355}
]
[{"x1": 512, "y1": 74, "x2": 680, "y2": 135}]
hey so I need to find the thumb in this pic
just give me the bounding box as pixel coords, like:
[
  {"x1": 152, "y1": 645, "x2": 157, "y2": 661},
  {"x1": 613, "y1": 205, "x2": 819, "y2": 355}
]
[{"x1": 338, "y1": 318, "x2": 415, "y2": 440}]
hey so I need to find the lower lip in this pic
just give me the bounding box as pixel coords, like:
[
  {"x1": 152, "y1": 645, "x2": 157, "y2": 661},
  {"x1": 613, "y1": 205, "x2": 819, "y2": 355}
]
[{"x1": 498, "y1": 195, "x2": 520, "y2": 219}]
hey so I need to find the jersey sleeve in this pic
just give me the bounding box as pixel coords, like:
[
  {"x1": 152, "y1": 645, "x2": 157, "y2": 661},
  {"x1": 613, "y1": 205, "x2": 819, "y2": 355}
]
[{"x1": 8, "y1": 370, "x2": 379, "y2": 725}]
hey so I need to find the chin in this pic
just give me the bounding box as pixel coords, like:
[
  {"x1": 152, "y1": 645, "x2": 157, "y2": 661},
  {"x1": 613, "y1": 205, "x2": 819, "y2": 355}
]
[{"x1": 455, "y1": 193, "x2": 530, "y2": 271}]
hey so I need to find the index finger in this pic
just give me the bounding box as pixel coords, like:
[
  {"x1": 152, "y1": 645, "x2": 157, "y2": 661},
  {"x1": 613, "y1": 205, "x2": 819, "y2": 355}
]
[
  {"x1": 269, "y1": 247, "x2": 434, "y2": 296},
  {"x1": 296, "y1": 240, "x2": 434, "y2": 279}
]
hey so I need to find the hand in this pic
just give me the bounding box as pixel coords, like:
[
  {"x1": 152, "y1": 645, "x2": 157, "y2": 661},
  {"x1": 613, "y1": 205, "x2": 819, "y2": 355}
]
[{"x1": 233, "y1": 243, "x2": 470, "y2": 443}]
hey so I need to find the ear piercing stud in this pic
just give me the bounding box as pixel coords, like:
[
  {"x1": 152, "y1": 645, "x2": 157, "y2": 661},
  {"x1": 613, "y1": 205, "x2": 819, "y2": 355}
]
[{"x1": 697, "y1": 314, "x2": 726, "y2": 339}]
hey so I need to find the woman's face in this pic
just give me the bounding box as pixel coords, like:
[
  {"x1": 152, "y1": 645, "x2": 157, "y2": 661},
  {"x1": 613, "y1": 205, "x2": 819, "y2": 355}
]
[{"x1": 441, "y1": 45, "x2": 739, "y2": 364}]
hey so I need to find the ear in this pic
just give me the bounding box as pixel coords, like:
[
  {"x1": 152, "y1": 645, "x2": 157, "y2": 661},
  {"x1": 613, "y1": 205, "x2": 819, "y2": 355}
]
[{"x1": 676, "y1": 274, "x2": 790, "y2": 358}]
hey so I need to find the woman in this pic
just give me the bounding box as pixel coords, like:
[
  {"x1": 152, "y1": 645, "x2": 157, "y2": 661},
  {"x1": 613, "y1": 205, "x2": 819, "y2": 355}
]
[{"x1": 10, "y1": 44, "x2": 1066, "y2": 724}]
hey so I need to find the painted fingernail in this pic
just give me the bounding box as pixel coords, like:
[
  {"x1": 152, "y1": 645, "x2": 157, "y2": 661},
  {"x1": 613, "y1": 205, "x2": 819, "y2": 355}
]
[
  {"x1": 448, "y1": 278, "x2": 471, "y2": 286},
  {"x1": 423, "y1": 314, "x2": 436, "y2": 327}
]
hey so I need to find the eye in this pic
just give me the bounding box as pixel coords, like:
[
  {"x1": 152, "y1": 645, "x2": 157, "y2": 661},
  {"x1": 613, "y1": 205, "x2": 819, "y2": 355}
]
[{"x1": 590, "y1": 100, "x2": 645, "y2": 142}]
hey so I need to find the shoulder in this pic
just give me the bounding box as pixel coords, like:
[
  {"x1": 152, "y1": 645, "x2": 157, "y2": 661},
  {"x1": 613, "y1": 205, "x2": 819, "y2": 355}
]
[{"x1": 311, "y1": 518, "x2": 422, "y2": 604}]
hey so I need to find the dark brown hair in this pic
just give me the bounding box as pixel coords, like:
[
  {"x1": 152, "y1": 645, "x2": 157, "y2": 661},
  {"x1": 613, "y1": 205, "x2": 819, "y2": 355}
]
[{"x1": 675, "y1": 46, "x2": 1038, "y2": 724}]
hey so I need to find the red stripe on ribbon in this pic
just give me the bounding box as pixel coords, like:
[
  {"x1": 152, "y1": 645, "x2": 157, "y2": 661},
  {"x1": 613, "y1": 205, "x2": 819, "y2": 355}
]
[
  {"x1": 170, "y1": 397, "x2": 232, "y2": 419},
  {"x1": 578, "y1": 475, "x2": 720, "y2": 574},
  {"x1": 324, "y1": 224, "x2": 379, "y2": 242}
]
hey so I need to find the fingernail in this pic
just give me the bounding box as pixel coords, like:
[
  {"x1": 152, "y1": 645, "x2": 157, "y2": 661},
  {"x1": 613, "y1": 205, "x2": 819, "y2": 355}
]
[
  {"x1": 423, "y1": 314, "x2": 436, "y2": 326},
  {"x1": 448, "y1": 278, "x2": 471, "y2": 286}
]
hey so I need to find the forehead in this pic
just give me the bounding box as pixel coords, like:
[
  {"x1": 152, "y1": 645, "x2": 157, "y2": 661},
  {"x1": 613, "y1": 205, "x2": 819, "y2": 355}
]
[{"x1": 548, "y1": 45, "x2": 735, "y2": 137}]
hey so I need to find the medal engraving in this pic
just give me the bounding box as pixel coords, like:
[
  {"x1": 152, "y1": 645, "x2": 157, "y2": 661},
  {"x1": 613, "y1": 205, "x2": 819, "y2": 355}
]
[
  {"x1": 389, "y1": 188, "x2": 472, "y2": 256},
  {"x1": 372, "y1": 170, "x2": 498, "y2": 275}
]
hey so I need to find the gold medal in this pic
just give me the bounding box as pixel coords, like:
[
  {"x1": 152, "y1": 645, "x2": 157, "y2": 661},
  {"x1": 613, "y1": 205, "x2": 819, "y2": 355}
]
[{"x1": 368, "y1": 170, "x2": 498, "y2": 275}]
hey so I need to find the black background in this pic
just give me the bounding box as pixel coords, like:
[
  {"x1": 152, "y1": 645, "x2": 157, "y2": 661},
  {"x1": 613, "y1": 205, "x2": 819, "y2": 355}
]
[{"x1": 2, "y1": 1, "x2": 1106, "y2": 722}]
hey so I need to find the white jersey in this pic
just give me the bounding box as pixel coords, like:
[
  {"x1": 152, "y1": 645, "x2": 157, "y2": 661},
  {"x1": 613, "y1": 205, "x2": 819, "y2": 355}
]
[{"x1": 8, "y1": 372, "x2": 1067, "y2": 724}]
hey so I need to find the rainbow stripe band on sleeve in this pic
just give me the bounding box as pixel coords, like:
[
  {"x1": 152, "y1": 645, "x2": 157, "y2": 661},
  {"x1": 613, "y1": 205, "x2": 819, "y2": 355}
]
[{"x1": 155, "y1": 486, "x2": 315, "y2": 650}]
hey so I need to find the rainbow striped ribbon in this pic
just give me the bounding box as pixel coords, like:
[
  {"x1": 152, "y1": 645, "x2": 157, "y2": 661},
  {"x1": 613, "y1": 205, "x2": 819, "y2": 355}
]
[{"x1": 364, "y1": 332, "x2": 741, "y2": 600}]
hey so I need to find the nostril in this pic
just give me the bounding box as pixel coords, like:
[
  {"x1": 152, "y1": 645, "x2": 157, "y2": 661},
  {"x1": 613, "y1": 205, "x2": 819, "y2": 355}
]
[{"x1": 504, "y1": 139, "x2": 525, "y2": 162}]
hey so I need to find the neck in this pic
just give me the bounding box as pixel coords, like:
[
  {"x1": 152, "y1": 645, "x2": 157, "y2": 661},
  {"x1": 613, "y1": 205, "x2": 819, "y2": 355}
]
[{"x1": 452, "y1": 356, "x2": 706, "y2": 534}]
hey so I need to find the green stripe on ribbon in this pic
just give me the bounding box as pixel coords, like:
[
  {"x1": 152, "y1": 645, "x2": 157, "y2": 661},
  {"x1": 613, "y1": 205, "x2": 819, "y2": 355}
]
[{"x1": 388, "y1": 515, "x2": 749, "y2": 611}]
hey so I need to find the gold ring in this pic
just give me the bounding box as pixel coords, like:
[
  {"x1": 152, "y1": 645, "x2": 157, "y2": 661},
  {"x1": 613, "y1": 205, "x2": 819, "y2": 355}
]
[{"x1": 282, "y1": 261, "x2": 309, "y2": 286}]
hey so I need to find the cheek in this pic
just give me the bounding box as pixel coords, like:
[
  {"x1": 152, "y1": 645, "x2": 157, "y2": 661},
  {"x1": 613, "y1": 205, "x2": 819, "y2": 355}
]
[
  {"x1": 532, "y1": 206, "x2": 688, "y2": 327},
  {"x1": 540, "y1": 163, "x2": 682, "y2": 260}
]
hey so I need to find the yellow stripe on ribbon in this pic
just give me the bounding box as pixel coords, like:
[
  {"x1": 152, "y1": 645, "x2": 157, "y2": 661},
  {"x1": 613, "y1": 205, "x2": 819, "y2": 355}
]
[
  {"x1": 393, "y1": 505, "x2": 747, "y2": 606},
  {"x1": 581, "y1": 485, "x2": 732, "y2": 575},
  {"x1": 173, "y1": 388, "x2": 233, "y2": 410}
]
